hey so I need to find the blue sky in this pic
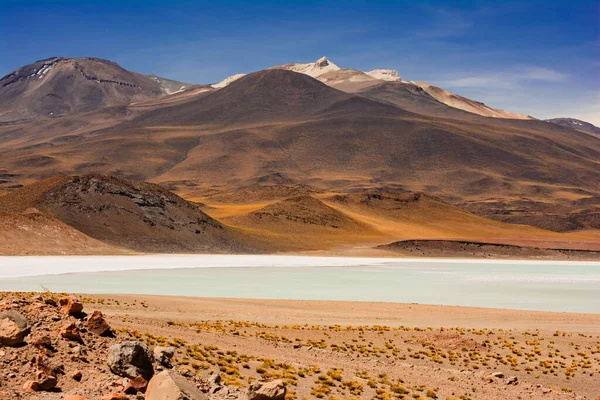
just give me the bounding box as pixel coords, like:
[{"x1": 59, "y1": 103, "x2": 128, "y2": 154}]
[{"x1": 1, "y1": 0, "x2": 598, "y2": 123}]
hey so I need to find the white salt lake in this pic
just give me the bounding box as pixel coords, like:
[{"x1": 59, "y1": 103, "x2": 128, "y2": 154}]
[{"x1": 0, "y1": 255, "x2": 599, "y2": 313}]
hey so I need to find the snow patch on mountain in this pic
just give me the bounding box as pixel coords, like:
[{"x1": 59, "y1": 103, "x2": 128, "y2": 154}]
[
  {"x1": 272, "y1": 56, "x2": 340, "y2": 78},
  {"x1": 212, "y1": 73, "x2": 246, "y2": 88},
  {"x1": 366, "y1": 69, "x2": 400, "y2": 81}
]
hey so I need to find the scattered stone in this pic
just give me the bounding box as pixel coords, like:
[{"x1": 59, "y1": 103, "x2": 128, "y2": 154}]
[
  {"x1": 33, "y1": 334, "x2": 53, "y2": 348},
  {"x1": 153, "y1": 346, "x2": 175, "y2": 367},
  {"x1": 44, "y1": 298, "x2": 58, "y2": 307},
  {"x1": 87, "y1": 310, "x2": 111, "y2": 336},
  {"x1": 247, "y1": 379, "x2": 286, "y2": 400},
  {"x1": 71, "y1": 370, "x2": 83, "y2": 381},
  {"x1": 145, "y1": 370, "x2": 207, "y2": 400},
  {"x1": 102, "y1": 393, "x2": 129, "y2": 400},
  {"x1": 124, "y1": 375, "x2": 148, "y2": 394},
  {"x1": 60, "y1": 322, "x2": 84, "y2": 343},
  {"x1": 506, "y1": 376, "x2": 519, "y2": 385},
  {"x1": 0, "y1": 310, "x2": 31, "y2": 346},
  {"x1": 22, "y1": 380, "x2": 40, "y2": 392},
  {"x1": 59, "y1": 296, "x2": 84, "y2": 315},
  {"x1": 107, "y1": 341, "x2": 154, "y2": 380},
  {"x1": 35, "y1": 370, "x2": 58, "y2": 390},
  {"x1": 208, "y1": 372, "x2": 222, "y2": 387}
]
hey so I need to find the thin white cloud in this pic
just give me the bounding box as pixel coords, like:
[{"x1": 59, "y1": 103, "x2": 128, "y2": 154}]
[
  {"x1": 516, "y1": 67, "x2": 569, "y2": 82},
  {"x1": 440, "y1": 66, "x2": 569, "y2": 89},
  {"x1": 415, "y1": 6, "x2": 472, "y2": 39}
]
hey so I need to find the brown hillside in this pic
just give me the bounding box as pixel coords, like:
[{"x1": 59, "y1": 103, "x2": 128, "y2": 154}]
[
  {"x1": 0, "y1": 174, "x2": 254, "y2": 253},
  {"x1": 241, "y1": 195, "x2": 369, "y2": 230},
  {"x1": 0, "y1": 210, "x2": 126, "y2": 255},
  {"x1": 0, "y1": 57, "x2": 167, "y2": 122},
  {"x1": 129, "y1": 69, "x2": 405, "y2": 126},
  {"x1": 378, "y1": 239, "x2": 600, "y2": 260},
  {"x1": 1, "y1": 69, "x2": 599, "y2": 231}
]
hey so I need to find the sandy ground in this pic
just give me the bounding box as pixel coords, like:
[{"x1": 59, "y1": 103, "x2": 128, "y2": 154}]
[{"x1": 83, "y1": 294, "x2": 600, "y2": 399}]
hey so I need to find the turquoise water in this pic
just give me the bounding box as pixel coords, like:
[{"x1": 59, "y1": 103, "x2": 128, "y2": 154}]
[{"x1": 0, "y1": 256, "x2": 598, "y2": 313}]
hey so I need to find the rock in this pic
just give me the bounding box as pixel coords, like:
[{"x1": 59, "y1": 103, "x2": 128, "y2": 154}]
[
  {"x1": 60, "y1": 322, "x2": 84, "y2": 343},
  {"x1": 71, "y1": 370, "x2": 83, "y2": 381},
  {"x1": 44, "y1": 297, "x2": 58, "y2": 306},
  {"x1": 65, "y1": 396, "x2": 88, "y2": 400},
  {"x1": 35, "y1": 370, "x2": 58, "y2": 390},
  {"x1": 87, "y1": 310, "x2": 111, "y2": 336},
  {"x1": 33, "y1": 334, "x2": 53, "y2": 348},
  {"x1": 145, "y1": 370, "x2": 207, "y2": 400},
  {"x1": 208, "y1": 372, "x2": 222, "y2": 386},
  {"x1": 108, "y1": 341, "x2": 154, "y2": 380},
  {"x1": 153, "y1": 346, "x2": 176, "y2": 367},
  {"x1": 247, "y1": 380, "x2": 286, "y2": 400},
  {"x1": 22, "y1": 380, "x2": 40, "y2": 392},
  {"x1": 125, "y1": 376, "x2": 148, "y2": 394},
  {"x1": 507, "y1": 376, "x2": 519, "y2": 385},
  {"x1": 59, "y1": 296, "x2": 84, "y2": 315},
  {"x1": 490, "y1": 371, "x2": 504, "y2": 379},
  {"x1": 102, "y1": 393, "x2": 129, "y2": 400},
  {"x1": 0, "y1": 310, "x2": 31, "y2": 346}
]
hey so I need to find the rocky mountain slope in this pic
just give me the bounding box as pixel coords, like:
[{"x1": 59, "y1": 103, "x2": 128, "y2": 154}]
[
  {"x1": 1, "y1": 57, "x2": 599, "y2": 233},
  {"x1": 1, "y1": 68, "x2": 599, "y2": 232},
  {"x1": 0, "y1": 57, "x2": 188, "y2": 122},
  {"x1": 0, "y1": 174, "x2": 254, "y2": 253},
  {"x1": 213, "y1": 56, "x2": 533, "y2": 120},
  {"x1": 545, "y1": 117, "x2": 600, "y2": 136}
]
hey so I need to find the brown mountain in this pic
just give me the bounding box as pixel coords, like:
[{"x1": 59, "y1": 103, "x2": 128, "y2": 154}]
[
  {"x1": 0, "y1": 57, "x2": 180, "y2": 122},
  {"x1": 545, "y1": 118, "x2": 600, "y2": 136},
  {"x1": 0, "y1": 174, "x2": 254, "y2": 253},
  {"x1": 1, "y1": 68, "x2": 599, "y2": 232},
  {"x1": 130, "y1": 69, "x2": 405, "y2": 126}
]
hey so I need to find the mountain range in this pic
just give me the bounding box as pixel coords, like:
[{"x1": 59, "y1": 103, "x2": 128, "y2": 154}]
[{"x1": 0, "y1": 55, "x2": 599, "y2": 255}]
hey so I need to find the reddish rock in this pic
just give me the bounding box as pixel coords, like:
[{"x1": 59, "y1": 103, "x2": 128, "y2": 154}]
[
  {"x1": 60, "y1": 322, "x2": 83, "y2": 343},
  {"x1": 59, "y1": 296, "x2": 84, "y2": 315},
  {"x1": 248, "y1": 379, "x2": 287, "y2": 400},
  {"x1": 65, "y1": 396, "x2": 88, "y2": 400},
  {"x1": 0, "y1": 310, "x2": 31, "y2": 346},
  {"x1": 124, "y1": 375, "x2": 148, "y2": 394},
  {"x1": 71, "y1": 370, "x2": 83, "y2": 381},
  {"x1": 87, "y1": 310, "x2": 111, "y2": 336},
  {"x1": 102, "y1": 393, "x2": 129, "y2": 400},
  {"x1": 44, "y1": 298, "x2": 58, "y2": 306},
  {"x1": 22, "y1": 380, "x2": 40, "y2": 392},
  {"x1": 35, "y1": 370, "x2": 58, "y2": 391},
  {"x1": 145, "y1": 371, "x2": 206, "y2": 400}
]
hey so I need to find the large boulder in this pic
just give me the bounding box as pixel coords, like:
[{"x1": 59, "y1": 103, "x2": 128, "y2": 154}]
[
  {"x1": 145, "y1": 370, "x2": 207, "y2": 400},
  {"x1": 86, "y1": 310, "x2": 111, "y2": 336},
  {"x1": 59, "y1": 296, "x2": 84, "y2": 315},
  {"x1": 60, "y1": 322, "x2": 84, "y2": 343},
  {"x1": 153, "y1": 346, "x2": 176, "y2": 367},
  {"x1": 0, "y1": 310, "x2": 31, "y2": 346},
  {"x1": 34, "y1": 370, "x2": 58, "y2": 391},
  {"x1": 247, "y1": 380, "x2": 286, "y2": 400},
  {"x1": 107, "y1": 341, "x2": 154, "y2": 380}
]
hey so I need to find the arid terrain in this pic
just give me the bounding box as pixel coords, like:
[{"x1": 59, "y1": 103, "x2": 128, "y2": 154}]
[
  {"x1": 1, "y1": 174, "x2": 599, "y2": 257},
  {"x1": 1, "y1": 292, "x2": 599, "y2": 400},
  {"x1": 1, "y1": 56, "x2": 599, "y2": 243}
]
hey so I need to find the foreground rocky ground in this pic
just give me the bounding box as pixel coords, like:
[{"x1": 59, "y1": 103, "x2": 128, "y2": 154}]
[{"x1": 1, "y1": 292, "x2": 599, "y2": 400}]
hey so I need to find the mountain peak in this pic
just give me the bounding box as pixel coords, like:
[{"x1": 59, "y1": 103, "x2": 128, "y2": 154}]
[
  {"x1": 366, "y1": 69, "x2": 400, "y2": 81},
  {"x1": 315, "y1": 56, "x2": 331, "y2": 67}
]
